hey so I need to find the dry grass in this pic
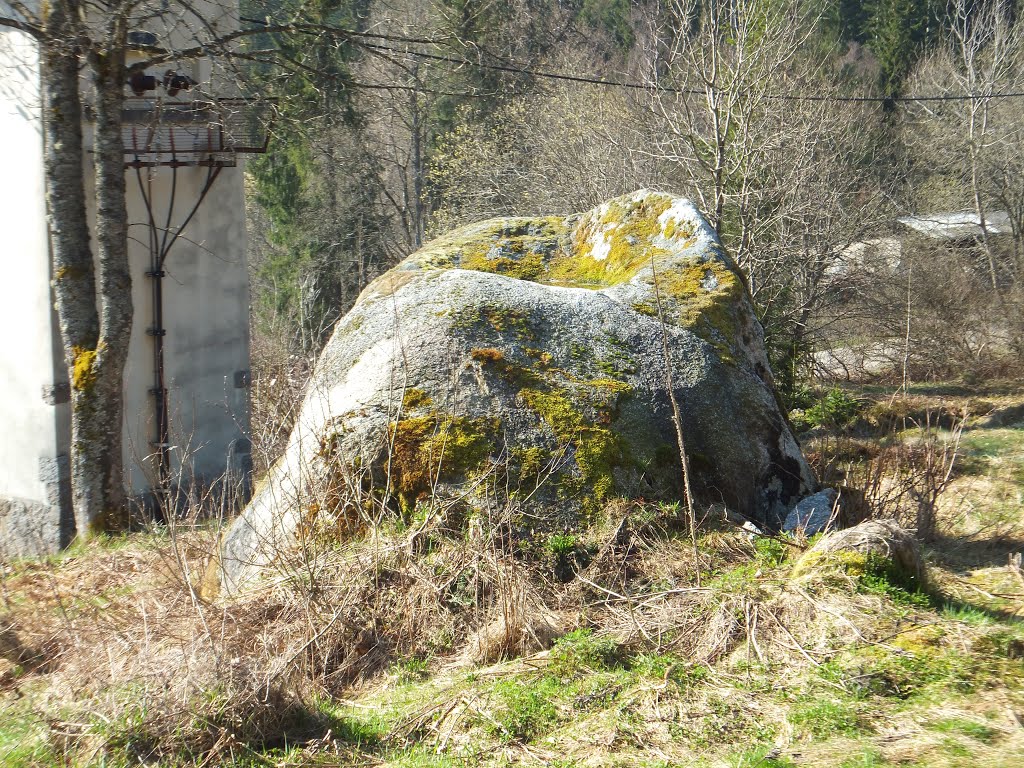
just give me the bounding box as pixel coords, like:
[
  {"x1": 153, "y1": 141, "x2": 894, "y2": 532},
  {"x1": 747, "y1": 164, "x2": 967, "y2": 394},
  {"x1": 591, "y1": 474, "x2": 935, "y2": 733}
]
[
  {"x1": 2, "y1": 511, "x2": 1023, "y2": 767},
  {"x1": 2, "y1": 383, "x2": 1023, "y2": 767}
]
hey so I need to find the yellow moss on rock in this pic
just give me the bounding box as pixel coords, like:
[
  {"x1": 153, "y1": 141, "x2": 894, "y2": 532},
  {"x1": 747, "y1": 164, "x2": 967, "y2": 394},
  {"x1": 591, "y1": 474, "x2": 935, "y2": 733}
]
[
  {"x1": 407, "y1": 194, "x2": 729, "y2": 299},
  {"x1": 71, "y1": 344, "x2": 101, "y2": 392},
  {"x1": 654, "y1": 259, "x2": 748, "y2": 357},
  {"x1": 461, "y1": 250, "x2": 546, "y2": 281},
  {"x1": 388, "y1": 412, "x2": 499, "y2": 514},
  {"x1": 414, "y1": 217, "x2": 569, "y2": 281},
  {"x1": 402, "y1": 387, "x2": 433, "y2": 411},
  {"x1": 546, "y1": 193, "x2": 675, "y2": 287}
]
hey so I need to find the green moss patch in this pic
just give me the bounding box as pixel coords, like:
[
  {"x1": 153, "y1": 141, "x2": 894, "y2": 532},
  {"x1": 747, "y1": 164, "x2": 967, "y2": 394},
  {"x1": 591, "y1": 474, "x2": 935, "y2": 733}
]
[
  {"x1": 471, "y1": 347, "x2": 542, "y2": 388},
  {"x1": 520, "y1": 383, "x2": 630, "y2": 508},
  {"x1": 452, "y1": 304, "x2": 534, "y2": 340},
  {"x1": 388, "y1": 412, "x2": 499, "y2": 513},
  {"x1": 401, "y1": 387, "x2": 433, "y2": 411}
]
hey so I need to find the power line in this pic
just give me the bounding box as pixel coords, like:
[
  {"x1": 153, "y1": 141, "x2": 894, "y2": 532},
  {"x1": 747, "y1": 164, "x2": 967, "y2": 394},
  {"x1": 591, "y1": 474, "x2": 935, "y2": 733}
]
[
  {"x1": 356, "y1": 40, "x2": 1024, "y2": 104},
  {"x1": 235, "y1": 17, "x2": 1024, "y2": 104}
]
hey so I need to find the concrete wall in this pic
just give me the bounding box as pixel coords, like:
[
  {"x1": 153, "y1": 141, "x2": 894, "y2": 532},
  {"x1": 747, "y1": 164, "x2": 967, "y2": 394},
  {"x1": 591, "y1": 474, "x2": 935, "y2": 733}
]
[
  {"x1": 115, "y1": 162, "x2": 252, "y2": 499},
  {"x1": 113, "y1": 0, "x2": 252, "y2": 500},
  {"x1": 0, "y1": 30, "x2": 72, "y2": 556}
]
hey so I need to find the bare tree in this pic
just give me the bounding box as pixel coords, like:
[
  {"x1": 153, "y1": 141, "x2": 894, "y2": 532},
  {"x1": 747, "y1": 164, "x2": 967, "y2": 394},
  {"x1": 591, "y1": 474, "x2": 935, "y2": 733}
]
[
  {"x1": 900, "y1": 0, "x2": 1024, "y2": 364},
  {"x1": 645, "y1": 0, "x2": 889, "y2": 389},
  {"x1": 904, "y1": 0, "x2": 1024, "y2": 287}
]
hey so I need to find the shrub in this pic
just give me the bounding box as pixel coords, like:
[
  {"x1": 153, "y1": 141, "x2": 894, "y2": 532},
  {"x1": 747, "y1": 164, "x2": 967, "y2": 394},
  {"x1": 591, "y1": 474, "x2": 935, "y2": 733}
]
[
  {"x1": 551, "y1": 629, "x2": 623, "y2": 674},
  {"x1": 801, "y1": 388, "x2": 863, "y2": 430}
]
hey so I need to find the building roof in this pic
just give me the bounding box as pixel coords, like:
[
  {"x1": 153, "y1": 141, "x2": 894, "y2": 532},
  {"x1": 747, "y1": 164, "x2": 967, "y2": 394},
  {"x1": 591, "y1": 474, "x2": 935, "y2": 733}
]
[{"x1": 897, "y1": 210, "x2": 1011, "y2": 240}]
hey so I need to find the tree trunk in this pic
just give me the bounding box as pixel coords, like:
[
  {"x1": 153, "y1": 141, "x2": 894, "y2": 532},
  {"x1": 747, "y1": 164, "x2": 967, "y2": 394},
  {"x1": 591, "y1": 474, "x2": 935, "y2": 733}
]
[
  {"x1": 41, "y1": 1, "x2": 103, "y2": 538},
  {"x1": 410, "y1": 66, "x2": 425, "y2": 249},
  {"x1": 84, "y1": 34, "x2": 132, "y2": 528}
]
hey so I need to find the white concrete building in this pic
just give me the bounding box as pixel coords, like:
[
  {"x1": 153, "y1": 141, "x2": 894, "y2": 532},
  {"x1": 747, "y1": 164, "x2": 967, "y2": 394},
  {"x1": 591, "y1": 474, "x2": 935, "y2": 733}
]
[{"x1": 0, "y1": 3, "x2": 264, "y2": 555}]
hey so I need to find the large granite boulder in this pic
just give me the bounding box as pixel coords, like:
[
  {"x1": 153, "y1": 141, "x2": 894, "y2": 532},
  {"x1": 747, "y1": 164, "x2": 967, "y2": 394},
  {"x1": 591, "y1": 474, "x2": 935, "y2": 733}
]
[{"x1": 216, "y1": 191, "x2": 816, "y2": 592}]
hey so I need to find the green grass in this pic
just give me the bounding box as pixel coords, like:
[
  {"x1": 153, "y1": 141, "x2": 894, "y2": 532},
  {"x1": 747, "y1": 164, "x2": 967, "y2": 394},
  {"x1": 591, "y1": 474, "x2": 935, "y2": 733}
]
[
  {"x1": 856, "y1": 552, "x2": 932, "y2": 608},
  {"x1": 488, "y1": 675, "x2": 562, "y2": 742},
  {"x1": 384, "y1": 746, "x2": 463, "y2": 767},
  {"x1": 390, "y1": 656, "x2": 431, "y2": 685},
  {"x1": 0, "y1": 703, "x2": 56, "y2": 768},
  {"x1": 632, "y1": 652, "x2": 709, "y2": 687},
  {"x1": 753, "y1": 536, "x2": 789, "y2": 567},
  {"x1": 957, "y1": 427, "x2": 1024, "y2": 482},
  {"x1": 725, "y1": 745, "x2": 797, "y2": 767},
  {"x1": 929, "y1": 717, "x2": 999, "y2": 743},
  {"x1": 839, "y1": 747, "x2": 891, "y2": 767},
  {"x1": 939, "y1": 602, "x2": 999, "y2": 626},
  {"x1": 550, "y1": 629, "x2": 623, "y2": 674},
  {"x1": 788, "y1": 698, "x2": 864, "y2": 739}
]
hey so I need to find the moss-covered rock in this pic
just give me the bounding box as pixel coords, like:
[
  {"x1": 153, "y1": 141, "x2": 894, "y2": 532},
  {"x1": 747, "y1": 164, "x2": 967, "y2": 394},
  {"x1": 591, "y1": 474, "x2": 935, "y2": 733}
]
[
  {"x1": 792, "y1": 519, "x2": 926, "y2": 589},
  {"x1": 218, "y1": 191, "x2": 816, "y2": 592}
]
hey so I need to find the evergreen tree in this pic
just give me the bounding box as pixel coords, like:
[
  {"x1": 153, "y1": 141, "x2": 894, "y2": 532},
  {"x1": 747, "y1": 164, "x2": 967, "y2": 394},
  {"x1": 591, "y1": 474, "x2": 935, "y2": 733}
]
[{"x1": 865, "y1": 0, "x2": 944, "y2": 93}]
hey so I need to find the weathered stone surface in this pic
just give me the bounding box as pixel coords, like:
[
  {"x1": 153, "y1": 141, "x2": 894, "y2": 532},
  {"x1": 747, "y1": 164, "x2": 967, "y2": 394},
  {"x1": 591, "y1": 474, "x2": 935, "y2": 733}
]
[
  {"x1": 217, "y1": 191, "x2": 816, "y2": 593},
  {"x1": 0, "y1": 495, "x2": 65, "y2": 558},
  {"x1": 783, "y1": 488, "x2": 840, "y2": 536}
]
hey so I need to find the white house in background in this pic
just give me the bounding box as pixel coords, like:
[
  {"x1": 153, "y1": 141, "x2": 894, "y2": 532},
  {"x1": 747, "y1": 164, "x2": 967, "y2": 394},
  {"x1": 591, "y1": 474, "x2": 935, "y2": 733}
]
[
  {"x1": 897, "y1": 210, "x2": 1012, "y2": 241},
  {"x1": 0, "y1": 2, "x2": 267, "y2": 556},
  {"x1": 831, "y1": 210, "x2": 1014, "y2": 279}
]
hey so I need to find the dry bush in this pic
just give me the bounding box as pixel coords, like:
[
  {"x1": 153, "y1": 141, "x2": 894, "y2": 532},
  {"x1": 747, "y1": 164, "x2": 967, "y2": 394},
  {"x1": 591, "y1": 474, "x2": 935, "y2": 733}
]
[
  {"x1": 249, "y1": 330, "x2": 313, "y2": 475},
  {"x1": 807, "y1": 411, "x2": 964, "y2": 540},
  {"x1": 852, "y1": 239, "x2": 1024, "y2": 383}
]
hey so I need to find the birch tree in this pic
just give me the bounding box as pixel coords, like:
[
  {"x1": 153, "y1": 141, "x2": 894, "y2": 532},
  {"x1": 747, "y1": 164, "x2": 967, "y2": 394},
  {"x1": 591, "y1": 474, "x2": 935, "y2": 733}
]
[
  {"x1": 0, "y1": 0, "x2": 134, "y2": 533},
  {"x1": 0, "y1": 0, "x2": 402, "y2": 536}
]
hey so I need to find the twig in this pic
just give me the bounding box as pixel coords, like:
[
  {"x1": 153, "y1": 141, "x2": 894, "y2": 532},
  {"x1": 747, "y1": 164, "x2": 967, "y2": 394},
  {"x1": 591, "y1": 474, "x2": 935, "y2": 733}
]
[
  {"x1": 574, "y1": 572, "x2": 656, "y2": 645},
  {"x1": 1009, "y1": 553, "x2": 1024, "y2": 590},
  {"x1": 650, "y1": 254, "x2": 701, "y2": 584}
]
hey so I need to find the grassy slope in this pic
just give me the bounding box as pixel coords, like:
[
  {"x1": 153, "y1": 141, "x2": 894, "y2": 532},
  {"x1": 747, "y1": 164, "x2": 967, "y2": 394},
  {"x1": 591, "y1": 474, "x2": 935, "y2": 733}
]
[{"x1": 1, "y1": 386, "x2": 1023, "y2": 768}]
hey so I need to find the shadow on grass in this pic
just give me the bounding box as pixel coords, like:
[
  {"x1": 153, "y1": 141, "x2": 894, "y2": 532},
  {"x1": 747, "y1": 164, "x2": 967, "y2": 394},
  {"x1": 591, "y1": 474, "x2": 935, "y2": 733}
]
[
  {"x1": 927, "y1": 532, "x2": 1024, "y2": 571},
  {"x1": 852, "y1": 381, "x2": 1024, "y2": 398}
]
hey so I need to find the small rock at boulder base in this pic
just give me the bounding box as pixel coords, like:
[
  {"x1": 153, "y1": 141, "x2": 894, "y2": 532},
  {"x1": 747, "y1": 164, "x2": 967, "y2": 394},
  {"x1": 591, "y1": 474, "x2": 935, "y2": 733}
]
[
  {"x1": 792, "y1": 519, "x2": 926, "y2": 588},
  {"x1": 783, "y1": 488, "x2": 840, "y2": 536},
  {"x1": 215, "y1": 190, "x2": 816, "y2": 593}
]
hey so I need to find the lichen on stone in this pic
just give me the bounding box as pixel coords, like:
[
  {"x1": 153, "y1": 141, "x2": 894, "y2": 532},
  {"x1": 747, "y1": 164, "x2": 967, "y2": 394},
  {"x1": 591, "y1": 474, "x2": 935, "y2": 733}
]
[
  {"x1": 387, "y1": 412, "x2": 499, "y2": 514},
  {"x1": 519, "y1": 381, "x2": 632, "y2": 511},
  {"x1": 413, "y1": 216, "x2": 570, "y2": 281},
  {"x1": 545, "y1": 193, "x2": 675, "y2": 287},
  {"x1": 402, "y1": 387, "x2": 433, "y2": 411},
  {"x1": 652, "y1": 258, "x2": 749, "y2": 359},
  {"x1": 71, "y1": 344, "x2": 102, "y2": 392}
]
